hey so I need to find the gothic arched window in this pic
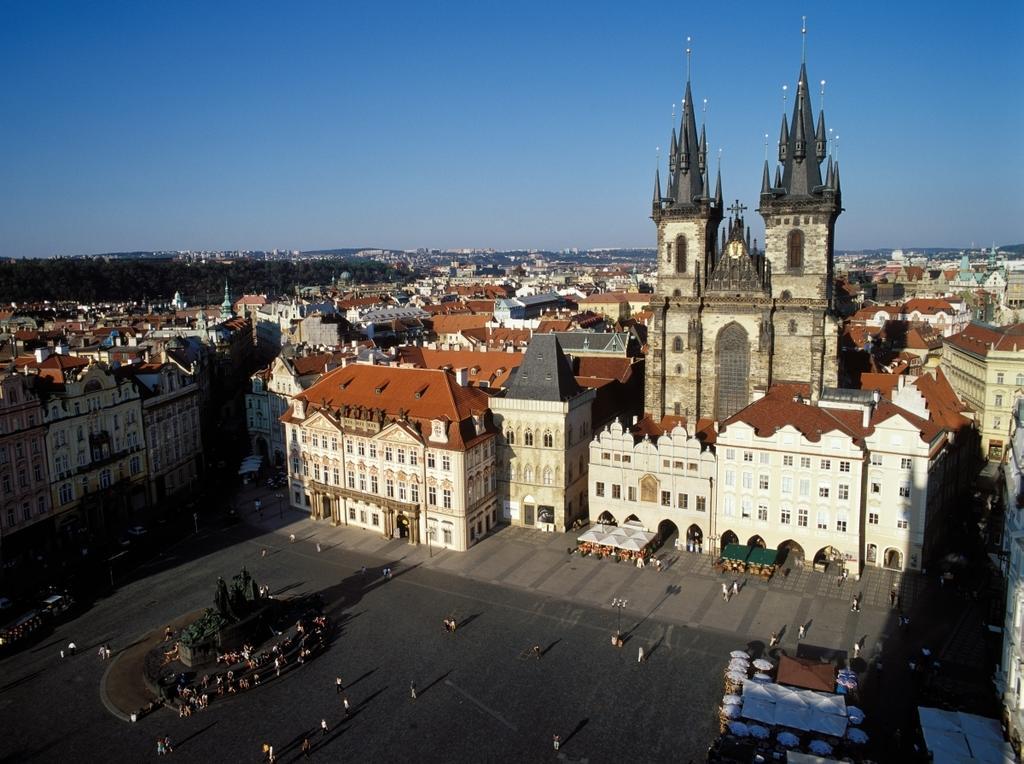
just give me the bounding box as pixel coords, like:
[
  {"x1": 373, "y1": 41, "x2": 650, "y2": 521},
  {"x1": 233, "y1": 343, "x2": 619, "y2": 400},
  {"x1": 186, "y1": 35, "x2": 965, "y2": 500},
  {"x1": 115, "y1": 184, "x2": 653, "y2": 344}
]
[
  {"x1": 672, "y1": 336, "x2": 684, "y2": 352},
  {"x1": 543, "y1": 431, "x2": 553, "y2": 448},
  {"x1": 524, "y1": 430, "x2": 534, "y2": 446},
  {"x1": 715, "y1": 323, "x2": 750, "y2": 420},
  {"x1": 675, "y1": 235, "x2": 688, "y2": 273},
  {"x1": 506, "y1": 430, "x2": 515, "y2": 445},
  {"x1": 787, "y1": 230, "x2": 804, "y2": 269}
]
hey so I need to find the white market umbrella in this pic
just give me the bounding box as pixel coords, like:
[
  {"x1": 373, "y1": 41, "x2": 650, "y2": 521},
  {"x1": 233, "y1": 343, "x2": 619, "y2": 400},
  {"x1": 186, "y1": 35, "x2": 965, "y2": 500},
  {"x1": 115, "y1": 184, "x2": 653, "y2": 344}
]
[
  {"x1": 722, "y1": 694, "x2": 742, "y2": 706},
  {"x1": 730, "y1": 650, "x2": 750, "y2": 659},
  {"x1": 725, "y1": 670, "x2": 747, "y2": 683},
  {"x1": 847, "y1": 727, "x2": 869, "y2": 744},
  {"x1": 847, "y1": 705, "x2": 865, "y2": 724},
  {"x1": 809, "y1": 740, "x2": 833, "y2": 756},
  {"x1": 752, "y1": 672, "x2": 772, "y2": 682},
  {"x1": 728, "y1": 659, "x2": 750, "y2": 671},
  {"x1": 776, "y1": 731, "x2": 800, "y2": 748},
  {"x1": 721, "y1": 704, "x2": 741, "y2": 719},
  {"x1": 727, "y1": 721, "x2": 750, "y2": 737},
  {"x1": 748, "y1": 725, "x2": 770, "y2": 740},
  {"x1": 752, "y1": 658, "x2": 774, "y2": 671}
]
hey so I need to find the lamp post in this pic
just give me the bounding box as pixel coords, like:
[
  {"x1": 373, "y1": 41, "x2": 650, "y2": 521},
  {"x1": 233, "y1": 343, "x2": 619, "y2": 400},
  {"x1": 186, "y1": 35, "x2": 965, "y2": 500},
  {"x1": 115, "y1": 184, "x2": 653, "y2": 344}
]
[{"x1": 611, "y1": 597, "x2": 628, "y2": 638}]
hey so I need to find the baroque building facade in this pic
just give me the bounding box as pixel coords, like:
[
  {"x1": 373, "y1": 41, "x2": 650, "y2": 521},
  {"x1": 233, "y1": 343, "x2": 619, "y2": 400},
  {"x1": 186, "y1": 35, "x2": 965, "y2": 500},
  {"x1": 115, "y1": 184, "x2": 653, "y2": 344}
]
[{"x1": 645, "y1": 56, "x2": 842, "y2": 423}]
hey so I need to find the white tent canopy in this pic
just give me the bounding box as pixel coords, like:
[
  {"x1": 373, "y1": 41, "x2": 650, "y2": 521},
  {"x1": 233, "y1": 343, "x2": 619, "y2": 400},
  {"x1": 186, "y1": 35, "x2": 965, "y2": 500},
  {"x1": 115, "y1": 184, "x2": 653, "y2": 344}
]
[
  {"x1": 918, "y1": 707, "x2": 1016, "y2": 764},
  {"x1": 740, "y1": 681, "x2": 848, "y2": 737},
  {"x1": 577, "y1": 522, "x2": 657, "y2": 552}
]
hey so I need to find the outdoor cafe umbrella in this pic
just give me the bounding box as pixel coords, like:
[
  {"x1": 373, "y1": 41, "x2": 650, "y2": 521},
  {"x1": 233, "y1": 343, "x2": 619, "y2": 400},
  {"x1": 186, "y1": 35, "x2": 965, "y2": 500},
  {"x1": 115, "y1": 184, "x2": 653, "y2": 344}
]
[
  {"x1": 727, "y1": 721, "x2": 750, "y2": 737},
  {"x1": 728, "y1": 659, "x2": 750, "y2": 671},
  {"x1": 837, "y1": 673, "x2": 858, "y2": 690},
  {"x1": 846, "y1": 728, "x2": 869, "y2": 744},
  {"x1": 752, "y1": 672, "x2": 772, "y2": 682},
  {"x1": 752, "y1": 658, "x2": 774, "y2": 671},
  {"x1": 776, "y1": 731, "x2": 800, "y2": 748},
  {"x1": 722, "y1": 694, "x2": 742, "y2": 706},
  {"x1": 748, "y1": 725, "x2": 770, "y2": 740},
  {"x1": 721, "y1": 704, "x2": 741, "y2": 719},
  {"x1": 809, "y1": 740, "x2": 833, "y2": 756},
  {"x1": 847, "y1": 706, "x2": 865, "y2": 724},
  {"x1": 725, "y1": 670, "x2": 747, "y2": 683},
  {"x1": 730, "y1": 650, "x2": 750, "y2": 659}
]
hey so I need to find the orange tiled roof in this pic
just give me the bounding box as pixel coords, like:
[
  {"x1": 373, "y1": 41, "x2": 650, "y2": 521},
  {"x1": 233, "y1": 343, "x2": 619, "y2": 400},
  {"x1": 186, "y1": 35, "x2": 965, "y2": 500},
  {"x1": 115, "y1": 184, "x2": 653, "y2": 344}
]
[
  {"x1": 430, "y1": 314, "x2": 490, "y2": 334},
  {"x1": 286, "y1": 364, "x2": 495, "y2": 449},
  {"x1": 945, "y1": 322, "x2": 1024, "y2": 357},
  {"x1": 395, "y1": 346, "x2": 523, "y2": 388},
  {"x1": 901, "y1": 298, "x2": 953, "y2": 315}
]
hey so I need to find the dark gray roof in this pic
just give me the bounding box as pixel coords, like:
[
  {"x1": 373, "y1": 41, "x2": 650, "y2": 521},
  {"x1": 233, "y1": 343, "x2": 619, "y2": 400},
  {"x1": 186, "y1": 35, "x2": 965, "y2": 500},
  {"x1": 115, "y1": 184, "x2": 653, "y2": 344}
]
[
  {"x1": 667, "y1": 80, "x2": 705, "y2": 208},
  {"x1": 505, "y1": 334, "x2": 582, "y2": 402},
  {"x1": 519, "y1": 292, "x2": 562, "y2": 307},
  {"x1": 779, "y1": 63, "x2": 823, "y2": 197},
  {"x1": 551, "y1": 332, "x2": 631, "y2": 355}
]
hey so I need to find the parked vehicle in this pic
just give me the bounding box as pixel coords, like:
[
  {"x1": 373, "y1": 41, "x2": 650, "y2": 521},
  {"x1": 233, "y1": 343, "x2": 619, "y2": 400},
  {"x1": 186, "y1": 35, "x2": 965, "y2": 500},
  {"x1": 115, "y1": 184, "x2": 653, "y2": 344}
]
[{"x1": 40, "y1": 593, "x2": 74, "y2": 617}]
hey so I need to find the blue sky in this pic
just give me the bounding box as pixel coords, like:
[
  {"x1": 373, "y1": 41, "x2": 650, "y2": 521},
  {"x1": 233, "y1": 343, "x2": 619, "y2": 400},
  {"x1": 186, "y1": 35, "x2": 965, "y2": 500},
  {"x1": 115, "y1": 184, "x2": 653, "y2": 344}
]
[{"x1": 1, "y1": 1, "x2": 1021, "y2": 257}]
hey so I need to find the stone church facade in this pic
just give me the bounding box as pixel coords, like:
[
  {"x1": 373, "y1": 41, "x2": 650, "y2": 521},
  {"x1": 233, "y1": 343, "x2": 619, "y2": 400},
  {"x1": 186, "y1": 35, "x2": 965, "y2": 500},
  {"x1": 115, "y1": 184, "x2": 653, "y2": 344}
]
[{"x1": 645, "y1": 60, "x2": 843, "y2": 423}]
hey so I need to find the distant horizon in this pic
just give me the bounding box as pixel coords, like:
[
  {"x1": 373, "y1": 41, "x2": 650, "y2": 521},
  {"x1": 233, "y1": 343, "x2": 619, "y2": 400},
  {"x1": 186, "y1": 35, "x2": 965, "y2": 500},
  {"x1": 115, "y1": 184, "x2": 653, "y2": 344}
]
[{"x1": 2, "y1": 2, "x2": 1021, "y2": 258}]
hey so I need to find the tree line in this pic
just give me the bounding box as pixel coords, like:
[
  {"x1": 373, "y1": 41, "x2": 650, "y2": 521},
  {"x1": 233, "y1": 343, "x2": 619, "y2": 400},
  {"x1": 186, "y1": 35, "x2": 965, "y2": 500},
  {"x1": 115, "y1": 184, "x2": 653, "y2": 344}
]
[{"x1": 0, "y1": 258, "x2": 408, "y2": 304}]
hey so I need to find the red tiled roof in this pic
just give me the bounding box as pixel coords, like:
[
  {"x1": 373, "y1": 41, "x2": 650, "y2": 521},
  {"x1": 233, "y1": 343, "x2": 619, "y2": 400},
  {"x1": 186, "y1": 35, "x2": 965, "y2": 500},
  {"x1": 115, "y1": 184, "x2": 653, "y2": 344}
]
[
  {"x1": 395, "y1": 346, "x2": 523, "y2": 388},
  {"x1": 901, "y1": 298, "x2": 953, "y2": 315},
  {"x1": 430, "y1": 314, "x2": 490, "y2": 334},
  {"x1": 945, "y1": 322, "x2": 1024, "y2": 357},
  {"x1": 285, "y1": 364, "x2": 495, "y2": 449},
  {"x1": 633, "y1": 414, "x2": 717, "y2": 445}
]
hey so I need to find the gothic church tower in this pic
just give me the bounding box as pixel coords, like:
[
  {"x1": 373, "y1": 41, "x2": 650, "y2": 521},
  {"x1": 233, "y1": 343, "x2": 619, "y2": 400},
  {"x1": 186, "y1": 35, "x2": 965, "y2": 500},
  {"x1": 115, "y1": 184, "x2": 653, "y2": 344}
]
[
  {"x1": 759, "y1": 58, "x2": 843, "y2": 399},
  {"x1": 644, "y1": 72, "x2": 723, "y2": 421}
]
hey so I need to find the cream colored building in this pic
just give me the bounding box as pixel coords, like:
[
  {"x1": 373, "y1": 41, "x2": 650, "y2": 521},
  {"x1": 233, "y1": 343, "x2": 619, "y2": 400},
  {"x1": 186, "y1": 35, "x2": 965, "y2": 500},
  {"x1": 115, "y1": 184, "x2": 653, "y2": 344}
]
[
  {"x1": 714, "y1": 385, "x2": 954, "y2": 575},
  {"x1": 942, "y1": 321, "x2": 1024, "y2": 460},
  {"x1": 281, "y1": 363, "x2": 497, "y2": 552},
  {"x1": 492, "y1": 335, "x2": 594, "y2": 532},
  {"x1": 36, "y1": 357, "x2": 148, "y2": 532},
  {"x1": 588, "y1": 416, "x2": 715, "y2": 550}
]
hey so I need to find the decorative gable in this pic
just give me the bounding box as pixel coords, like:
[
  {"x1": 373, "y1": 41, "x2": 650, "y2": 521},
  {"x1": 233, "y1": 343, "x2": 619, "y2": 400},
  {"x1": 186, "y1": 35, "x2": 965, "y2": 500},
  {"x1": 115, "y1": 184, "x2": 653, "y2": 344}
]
[{"x1": 430, "y1": 419, "x2": 448, "y2": 444}]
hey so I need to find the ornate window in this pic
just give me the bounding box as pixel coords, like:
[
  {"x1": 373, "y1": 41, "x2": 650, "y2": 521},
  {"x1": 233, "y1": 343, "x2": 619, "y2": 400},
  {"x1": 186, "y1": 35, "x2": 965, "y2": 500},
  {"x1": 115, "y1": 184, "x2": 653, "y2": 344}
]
[
  {"x1": 506, "y1": 430, "x2": 515, "y2": 445},
  {"x1": 715, "y1": 323, "x2": 749, "y2": 420},
  {"x1": 543, "y1": 431, "x2": 553, "y2": 448},
  {"x1": 675, "y1": 235, "x2": 687, "y2": 273},
  {"x1": 524, "y1": 430, "x2": 534, "y2": 446},
  {"x1": 787, "y1": 229, "x2": 804, "y2": 269},
  {"x1": 672, "y1": 336, "x2": 683, "y2": 352}
]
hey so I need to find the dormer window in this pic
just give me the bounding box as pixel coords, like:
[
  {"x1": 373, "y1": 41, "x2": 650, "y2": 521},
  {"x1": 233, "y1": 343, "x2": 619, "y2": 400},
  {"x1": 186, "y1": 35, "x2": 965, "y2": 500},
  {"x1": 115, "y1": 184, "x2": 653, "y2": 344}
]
[{"x1": 430, "y1": 419, "x2": 448, "y2": 444}]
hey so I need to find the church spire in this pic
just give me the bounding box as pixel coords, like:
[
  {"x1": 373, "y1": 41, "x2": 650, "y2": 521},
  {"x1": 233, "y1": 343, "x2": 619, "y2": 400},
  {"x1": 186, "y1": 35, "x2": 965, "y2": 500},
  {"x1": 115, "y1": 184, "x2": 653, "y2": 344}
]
[
  {"x1": 778, "y1": 47, "x2": 825, "y2": 196},
  {"x1": 714, "y1": 166, "x2": 723, "y2": 207},
  {"x1": 761, "y1": 160, "x2": 772, "y2": 194},
  {"x1": 652, "y1": 167, "x2": 662, "y2": 213},
  {"x1": 778, "y1": 114, "x2": 789, "y2": 162}
]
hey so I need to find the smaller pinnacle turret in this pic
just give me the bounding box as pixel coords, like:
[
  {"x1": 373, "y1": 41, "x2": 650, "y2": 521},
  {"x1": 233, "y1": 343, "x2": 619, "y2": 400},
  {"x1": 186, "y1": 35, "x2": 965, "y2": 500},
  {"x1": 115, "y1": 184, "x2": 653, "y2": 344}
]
[
  {"x1": 698, "y1": 125, "x2": 707, "y2": 173},
  {"x1": 815, "y1": 110, "x2": 827, "y2": 162},
  {"x1": 778, "y1": 114, "x2": 789, "y2": 162},
  {"x1": 761, "y1": 160, "x2": 772, "y2": 194}
]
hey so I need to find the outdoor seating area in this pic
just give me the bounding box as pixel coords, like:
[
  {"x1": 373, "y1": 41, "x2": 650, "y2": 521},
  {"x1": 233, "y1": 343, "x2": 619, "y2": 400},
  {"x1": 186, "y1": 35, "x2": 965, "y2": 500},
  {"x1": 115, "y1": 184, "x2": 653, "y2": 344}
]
[
  {"x1": 710, "y1": 648, "x2": 872, "y2": 763},
  {"x1": 574, "y1": 522, "x2": 658, "y2": 564},
  {"x1": 716, "y1": 544, "x2": 779, "y2": 579}
]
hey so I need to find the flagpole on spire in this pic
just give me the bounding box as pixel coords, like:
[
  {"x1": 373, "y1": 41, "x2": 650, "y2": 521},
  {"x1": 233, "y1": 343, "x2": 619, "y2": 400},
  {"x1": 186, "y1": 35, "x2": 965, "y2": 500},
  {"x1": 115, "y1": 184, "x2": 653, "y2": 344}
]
[
  {"x1": 801, "y1": 16, "x2": 807, "y2": 63},
  {"x1": 685, "y1": 36, "x2": 692, "y2": 82}
]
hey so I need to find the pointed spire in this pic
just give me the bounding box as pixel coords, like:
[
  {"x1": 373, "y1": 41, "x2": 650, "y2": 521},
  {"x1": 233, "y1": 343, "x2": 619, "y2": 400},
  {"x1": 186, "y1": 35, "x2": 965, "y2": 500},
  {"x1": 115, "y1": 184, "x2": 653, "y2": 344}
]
[
  {"x1": 774, "y1": 165, "x2": 782, "y2": 188},
  {"x1": 815, "y1": 109, "x2": 827, "y2": 161},
  {"x1": 698, "y1": 125, "x2": 707, "y2": 173},
  {"x1": 761, "y1": 160, "x2": 772, "y2": 194},
  {"x1": 779, "y1": 59, "x2": 824, "y2": 196},
  {"x1": 653, "y1": 167, "x2": 662, "y2": 208},
  {"x1": 825, "y1": 156, "x2": 834, "y2": 188},
  {"x1": 833, "y1": 161, "x2": 842, "y2": 195},
  {"x1": 680, "y1": 121, "x2": 691, "y2": 171},
  {"x1": 669, "y1": 128, "x2": 678, "y2": 173},
  {"x1": 778, "y1": 114, "x2": 789, "y2": 162},
  {"x1": 714, "y1": 167, "x2": 723, "y2": 206}
]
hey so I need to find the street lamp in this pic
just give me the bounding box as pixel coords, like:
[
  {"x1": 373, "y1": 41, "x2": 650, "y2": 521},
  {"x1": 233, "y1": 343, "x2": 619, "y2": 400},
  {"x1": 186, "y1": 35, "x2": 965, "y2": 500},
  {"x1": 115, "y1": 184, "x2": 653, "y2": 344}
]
[{"x1": 611, "y1": 598, "x2": 628, "y2": 639}]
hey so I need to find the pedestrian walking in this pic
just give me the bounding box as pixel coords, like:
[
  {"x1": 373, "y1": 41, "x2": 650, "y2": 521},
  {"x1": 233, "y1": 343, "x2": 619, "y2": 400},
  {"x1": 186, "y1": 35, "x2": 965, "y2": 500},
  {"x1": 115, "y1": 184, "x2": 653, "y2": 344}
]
[
  {"x1": 889, "y1": 589, "x2": 897, "y2": 609},
  {"x1": 343, "y1": 696, "x2": 351, "y2": 716},
  {"x1": 638, "y1": 646, "x2": 645, "y2": 663},
  {"x1": 316, "y1": 543, "x2": 322, "y2": 553},
  {"x1": 261, "y1": 548, "x2": 268, "y2": 558},
  {"x1": 842, "y1": 569, "x2": 848, "y2": 584},
  {"x1": 731, "y1": 580, "x2": 739, "y2": 597},
  {"x1": 320, "y1": 718, "x2": 328, "y2": 736},
  {"x1": 360, "y1": 566, "x2": 367, "y2": 578},
  {"x1": 289, "y1": 533, "x2": 296, "y2": 543},
  {"x1": 68, "y1": 641, "x2": 77, "y2": 656},
  {"x1": 769, "y1": 631, "x2": 778, "y2": 648},
  {"x1": 157, "y1": 738, "x2": 165, "y2": 755},
  {"x1": 553, "y1": 734, "x2": 561, "y2": 751},
  {"x1": 335, "y1": 676, "x2": 344, "y2": 694},
  {"x1": 410, "y1": 681, "x2": 417, "y2": 700},
  {"x1": 798, "y1": 624, "x2": 806, "y2": 640},
  {"x1": 163, "y1": 736, "x2": 173, "y2": 754},
  {"x1": 722, "y1": 582, "x2": 729, "y2": 602},
  {"x1": 532, "y1": 644, "x2": 542, "y2": 659},
  {"x1": 301, "y1": 738, "x2": 311, "y2": 759},
  {"x1": 164, "y1": 625, "x2": 173, "y2": 641},
  {"x1": 60, "y1": 648, "x2": 65, "y2": 659},
  {"x1": 853, "y1": 642, "x2": 861, "y2": 658}
]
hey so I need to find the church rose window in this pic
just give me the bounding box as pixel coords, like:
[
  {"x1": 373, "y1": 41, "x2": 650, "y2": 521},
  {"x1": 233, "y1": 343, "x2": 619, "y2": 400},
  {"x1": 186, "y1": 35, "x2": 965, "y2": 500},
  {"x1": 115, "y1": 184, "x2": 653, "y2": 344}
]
[
  {"x1": 787, "y1": 230, "x2": 804, "y2": 269},
  {"x1": 715, "y1": 323, "x2": 749, "y2": 420}
]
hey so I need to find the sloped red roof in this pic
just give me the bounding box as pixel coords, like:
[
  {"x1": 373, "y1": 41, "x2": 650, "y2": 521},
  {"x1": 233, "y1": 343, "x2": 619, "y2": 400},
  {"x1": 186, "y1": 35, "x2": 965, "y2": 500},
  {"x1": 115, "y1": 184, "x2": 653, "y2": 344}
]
[
  {"x1": 946, "y1": 322, "x2": 1024, "y2": 356},
  {"x1": 395, "y1": 346, "x2": 523, "y2": 388}
]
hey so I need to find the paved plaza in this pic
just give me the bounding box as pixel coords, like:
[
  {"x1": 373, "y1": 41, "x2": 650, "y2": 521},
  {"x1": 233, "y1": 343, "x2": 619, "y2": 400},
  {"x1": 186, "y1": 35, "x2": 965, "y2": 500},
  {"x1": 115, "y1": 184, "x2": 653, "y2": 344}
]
[{"x1": 0, "y1": 491, "x2": 989, "y2": 762}]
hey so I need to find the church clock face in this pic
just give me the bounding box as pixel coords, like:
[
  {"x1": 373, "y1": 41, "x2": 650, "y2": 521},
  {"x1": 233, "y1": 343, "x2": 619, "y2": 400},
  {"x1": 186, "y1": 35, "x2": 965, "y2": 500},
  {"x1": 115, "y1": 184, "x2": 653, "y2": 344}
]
[{"x1": 727, "y1": 240, "x2": 745, "y2": 259}]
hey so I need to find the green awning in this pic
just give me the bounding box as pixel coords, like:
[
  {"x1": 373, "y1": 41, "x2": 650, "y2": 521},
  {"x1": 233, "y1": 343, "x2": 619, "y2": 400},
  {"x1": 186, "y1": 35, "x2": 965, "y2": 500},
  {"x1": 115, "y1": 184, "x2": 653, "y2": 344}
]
[
  {"x1": 721, "y1": 543, "x2": 751, "y2": 562},
  {"x1": 747, "y1": 547, "x2": 779, "y2": 567}
]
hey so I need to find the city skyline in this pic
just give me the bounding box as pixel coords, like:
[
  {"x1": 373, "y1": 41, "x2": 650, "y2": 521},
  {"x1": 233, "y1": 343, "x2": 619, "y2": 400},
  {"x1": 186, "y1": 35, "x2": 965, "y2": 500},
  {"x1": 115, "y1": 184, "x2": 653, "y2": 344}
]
[{"x1": 1, "y1": 1, "x2": 1022, "y2": 258}]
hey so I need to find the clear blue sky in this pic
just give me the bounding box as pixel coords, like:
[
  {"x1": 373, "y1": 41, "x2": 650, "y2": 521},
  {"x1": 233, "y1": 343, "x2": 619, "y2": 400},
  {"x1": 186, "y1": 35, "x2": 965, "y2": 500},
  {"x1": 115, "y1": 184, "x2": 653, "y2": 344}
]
[{"x1": 1, "y1": 1, "x2": 1021, "y2": 257}]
